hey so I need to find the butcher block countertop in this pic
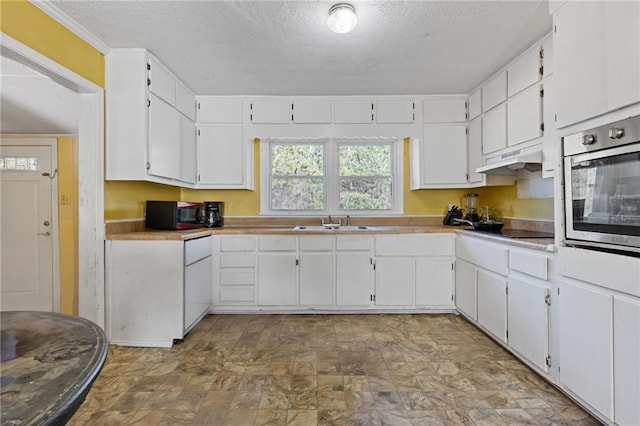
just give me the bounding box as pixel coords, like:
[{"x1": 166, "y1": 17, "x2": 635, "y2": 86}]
[{"x1": 105, "y1": 217, "x2": 556, "y2": 251}]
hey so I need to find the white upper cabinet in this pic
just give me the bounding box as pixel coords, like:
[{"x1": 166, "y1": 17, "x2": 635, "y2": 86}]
[
  {"x1": 553, "y1": 1, "x2": 639, "y2": 127},
  {"x1": 175, "y1": 80, "x2": 196, "y2": 121},
  {"x1": 507, "y1": 45, "x2": 542, "y2": 97},
  {"x1": 333, "y1": 100, "x2": 373, "y2": 124},
  {"x1": 179, "y1": 114, "x2": 196, "y2": 184},
  {"x1": 422, "y1": 98, "x2": 467, "y2": 123},
  {"x1": 542, "y1": 35, "x2": 554, "y2": 77},
  {"x1": 197, "y1": 125, "x2": 252, "y2": 188},
  {"x1": 198, "y1": 98, "x2": 243, "y2": 124},
  {"x1": 422, "y1": 124, "x2": 468, "y2": 184},
  {"x1": 605, "y1": 1, "x2": 640, "y2": 113},
  {"x1": 147, "y1": 56, "x2": 175, "y2": 106},
  {"x1": 482, "y1": 72, "x2": 507, "y2": 112},
  {"x1": 542, "y1": 78, "x2": 557, "y2": 177},
  {"x1": 376, "y1": 99, "x2": 415, "y2": 123},
  {"x1": 292, "y1": 100, "x2": 331, "y2": 124},
  {"x1": 147, "y1": 93, "x2": 180, "y2": 180},
  {"x1": 468, "y1": 90, "x2": 482, "y2": 120},
  {"x1": 482, "y1": 103, "x2": 507, "y2": 154},
  {"x1": 467, "y1": 117, "x2": 483, "y2": 184},
  {"x1": 507, "y1": 84, "x2": 543, "y2": 147},
  {"x1": 250, "y1": 99, "x2": 291, "y2": 124}
]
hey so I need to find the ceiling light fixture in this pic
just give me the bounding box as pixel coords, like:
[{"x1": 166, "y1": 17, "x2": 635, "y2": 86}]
[{"x1": 327, "y1": 3, "x2": 357, "y2": 34}]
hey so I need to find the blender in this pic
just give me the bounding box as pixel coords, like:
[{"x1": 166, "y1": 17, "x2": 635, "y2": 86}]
[{"x1": 462, "y1": 193, "x2": 480, "y2": 222}]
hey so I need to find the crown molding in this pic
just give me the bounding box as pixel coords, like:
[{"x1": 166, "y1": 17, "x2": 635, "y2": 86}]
[{"x1": 30, "y1": 0, "x2": 111, "y2": 55}]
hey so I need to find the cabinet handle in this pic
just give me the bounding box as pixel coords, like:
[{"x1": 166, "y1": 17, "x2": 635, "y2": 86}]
[{"x1": 295, "y1": 259, "x2": 299, "y2": 266}]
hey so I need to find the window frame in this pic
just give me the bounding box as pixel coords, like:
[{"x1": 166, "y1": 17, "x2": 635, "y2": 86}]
[{"x1": 260, "y1": 136, "x2": 403, "y2": 216}]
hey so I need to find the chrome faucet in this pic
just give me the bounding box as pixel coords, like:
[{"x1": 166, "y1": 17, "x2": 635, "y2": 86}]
[
  {"x1": 328, "y1": 215, "x2": 334, "y2": 225},
  {"x1": 346, "y1": 215, "x2": 351, "y2": 226}
]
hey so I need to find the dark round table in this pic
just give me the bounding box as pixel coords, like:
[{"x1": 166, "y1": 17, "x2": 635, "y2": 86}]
[{"x1": 1, "y1": 311, "x2": 108, "y2": 425}]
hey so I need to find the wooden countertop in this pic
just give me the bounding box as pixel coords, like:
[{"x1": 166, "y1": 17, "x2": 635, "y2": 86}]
[{"x1": 106, "y1": 224, "x2": 555, "y2": 251}]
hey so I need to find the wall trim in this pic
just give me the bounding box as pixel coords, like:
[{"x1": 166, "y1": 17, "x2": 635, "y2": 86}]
[{"x1": 29, "y1": 0, "x2": 111, "y2": 55}]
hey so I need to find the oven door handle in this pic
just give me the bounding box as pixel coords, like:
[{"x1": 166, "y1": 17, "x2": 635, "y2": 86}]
[{"x1": 569, "y1": 141, "x2": 639, "y2": 164}]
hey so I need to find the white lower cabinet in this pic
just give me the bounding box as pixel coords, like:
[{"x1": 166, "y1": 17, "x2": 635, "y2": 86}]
[
  {"x1": 477, "y1": 269, "x2": 507, "y2": 343},
  {"x1": 614, "y1": 295, "x2": 640, "y2": 426},
  {"x1": 507, "y1": 276, "x2": 550, "y2": 372},
  {"x1": 454, "y1": 259, "x2": 477, "y2": 320},
  {"x1": 257, "y1": 236, "x2": 297, "y2": 306},
  {"x1": 336, "y1": 253, "x2": 372, "y2": 307},
  {"x1": 106, "y1": 236, "x2": 212, "y2": 347},
  {"x1": 415, "y1": 258, "x2": 454, "y2": 307},
  {"x1": 375, "y1": 258, "x2": 413, "y2": 306},
  {"x1": 299, "y1": 235, "x2": 334, "y2": 306},
  {"x1": 559, "y1": 279, "x2": 613, "y2": 419}
]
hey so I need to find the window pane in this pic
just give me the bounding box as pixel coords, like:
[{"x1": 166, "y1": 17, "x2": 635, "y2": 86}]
[
  {"x1": 272, "y1": 177, "x2": 324, "y2": 210},
  {"x1": 272, "y1": 144, "x2": 323, "y2": 176},
  {"x1": 339, "y1": 144, "x2": 391, "y2": 176},
  {"x1": 340, "y1": 177, "x2": 392, "y2": 210}
]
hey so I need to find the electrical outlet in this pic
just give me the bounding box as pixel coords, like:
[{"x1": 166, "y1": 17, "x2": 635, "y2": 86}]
[{"x1": 60, "y1": 194, "x2": 71, "y2": 205}]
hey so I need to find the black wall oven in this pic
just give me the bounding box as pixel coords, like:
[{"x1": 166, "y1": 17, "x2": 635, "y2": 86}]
[{"x1": 563, "y1": 115, "x2": 640, "y2": 255}]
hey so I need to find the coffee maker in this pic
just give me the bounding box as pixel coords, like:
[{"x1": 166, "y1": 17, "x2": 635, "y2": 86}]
[{"x1": 204, "y1": 201, "x2": 224, "y2": 227}]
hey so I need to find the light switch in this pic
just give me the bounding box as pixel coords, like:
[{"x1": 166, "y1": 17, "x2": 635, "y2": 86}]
[{"x1": 60, "y1": 194, "x2": 71, "y2": 205}]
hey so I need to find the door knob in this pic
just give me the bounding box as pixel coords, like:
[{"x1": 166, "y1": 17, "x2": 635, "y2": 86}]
[{"x1": 43, "y1": 221, "x2": 50, "y2": 226}]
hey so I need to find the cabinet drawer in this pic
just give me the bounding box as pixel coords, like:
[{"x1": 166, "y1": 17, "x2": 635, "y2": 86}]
[
  {"x1": 220, "y1": 236, "x2": 255, "y2": 252},
  {"x1": 336, "y1": 235, "x2": 371, "y2": 251},
  {"x1": 185, "y1": 236, "x2": 212, "y2": 265},
  {"x1": 299, "y1": 236, "x2": 334, "y2": 251},
  {"x1": 258, "y1": 235, "x2": 296, "y2": 251},
  {"x1": 510, "y1": 249, "x2": 548, "y2": 280},
  {"x1": 374, "y1": 235, "x2": 454, "y2": 256},
  {"x1": 221, "y1": 270, "x2": 255, "y2": 286},
  {"x1": 220, "y1": 253, "x2": 255, "y2": 268},
  {"x1": 456, "y1": 236, "x2": 508, "y2": 275},
  {"x1": 220, "y1": 287, "x2": 254, "y2": 302}
]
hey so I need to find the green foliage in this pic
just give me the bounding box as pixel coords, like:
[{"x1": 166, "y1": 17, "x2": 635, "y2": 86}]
[
  {"x1": 339, "y1": 144, "x2": 391, "y2": 176},
  {"x1": 340, "y1": 177, "x2": 392, "y2": 210},
  {"x1": 272, "y1": 177, "x2": 324, "y2": 210},
  {"x1": 271, "y1": 144, "x2": 323, "y2": 176}
]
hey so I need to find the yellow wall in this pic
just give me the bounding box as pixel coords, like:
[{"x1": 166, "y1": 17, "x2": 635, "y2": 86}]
[
  {"x1": 57, "y1": 137, "x2": 78, "y2": 315},
  {"x1": 106, "y1": 138, "x2": 552, "y2": 220},
  {"x1": 0, "y1": 1, "x2": 105, "y2": 87}
]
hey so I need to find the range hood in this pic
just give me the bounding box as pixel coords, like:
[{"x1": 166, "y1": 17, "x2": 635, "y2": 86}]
[{"x1": 476, "y1": 148, "x2": 543, "y2": 175}]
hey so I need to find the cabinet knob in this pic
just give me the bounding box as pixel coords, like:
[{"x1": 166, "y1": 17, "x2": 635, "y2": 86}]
[
  {"x1": 582, "y1": 134, "x2": 597, "y2": 145},
  {"x1": 608, "y1": 127, "x2": 625, "y2": 139}
]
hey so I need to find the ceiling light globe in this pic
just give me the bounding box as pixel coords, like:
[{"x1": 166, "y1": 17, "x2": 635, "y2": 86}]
[{"x1": 327, "y1": 3, "x2": 357, "y2": 34}]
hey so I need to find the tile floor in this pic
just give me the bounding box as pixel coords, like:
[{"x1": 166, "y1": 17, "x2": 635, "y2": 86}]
[{"x1": 70, "y1": 314, "x2": 600, "y2": 425}]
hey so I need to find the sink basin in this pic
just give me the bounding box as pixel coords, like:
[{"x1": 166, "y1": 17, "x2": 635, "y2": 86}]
[{"x1": 293, "y1": 225, "x2": 370, "y2": 231}]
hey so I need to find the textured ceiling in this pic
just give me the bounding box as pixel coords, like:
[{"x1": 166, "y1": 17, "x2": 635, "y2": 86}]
[{"x1": 50, "y1": 1, "x2": 552, "y2": 96}]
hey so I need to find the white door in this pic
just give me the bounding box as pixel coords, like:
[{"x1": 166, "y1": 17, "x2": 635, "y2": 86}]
[
  {"x1": 0, "y1": 143, "x2": 55, "y2": 311},
  {"x1": 415, "y1": 258, "x2": 454, "y2": 308},
  {"x1": 257, "y1": 253, "x2": 297, "y2": 306},
  {"x1": 375, "y1": 258, "x2": 413, "y2": 306},
  {"x1": 299, "y1": 253, "x2": 334, "y2": 306},
  {"x1": 477, "y1": 268, "x2": 507, "y2": 343},
  {"x1": 454, "y1": 259, "x2": 477, "y2": 320},
  {"x1": 336, "y1": 253, "x2": 371, "y2": 306}
]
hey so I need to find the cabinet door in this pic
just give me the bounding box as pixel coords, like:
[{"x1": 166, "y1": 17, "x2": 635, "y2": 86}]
[
  {"x1": 257, "y1": 253, "x2": 297, "y2": 306},
  {"x1": 179, "y1": 114, "x2": 196, "y2": 184},
  {"x1": 542, "y1": 78, "x2": 558, "y2": 176},
  {"x1": 605, "y1": 1, "x2": 640, "y2": 112},
  {"x1": 542, "y1": 35, "x2": 553, "y2": 77},
  {"x1": 148, "y1": 93, "x2": 180, "y2": 180},
  {"x1": 336, "y1": 253, "x2": 371, "y2": 306},
  {"x1": 292, "y1": 100, "x2": 331, "y2": 124},
  {"x1": 559, "y1": 280, "x2": 613, "y2": 418},
  {"x1": 482, "y1": 103, "x2": 507, "y2": 154},
  {"x1": 334, "y1": 100, "x2": 373, "y2": 124},
  {"x1": 508, "y1": 46, "x2": 542, "y2": 97},
  {"x1": 507, "y1": 84, "x2": 542, "y2": 147},
  {"x1": 375, "y1": 258, "x2": 413, "y2": 307},
  {"x1": 376, "y1": 99, "x2": 414, "y2": 123},
  {"x1": 455, "y1": 259, "x2": 477, "y2": 320},
  {"x1": 184, "y1": 255, "x2": 212, "y2": 332},
  {"x1": 507, "y1": 277, "x2": 549, "y2": 371},
  {"x1": 250, "y1": 99, "x2": 290, "y2": 124},
  {"x1": 468, "y1": 90, "x2": 482, "y2": 120},
  {"x1": 477, "y1": 269, "x2": 507, "y2": 343},
  {"x1": 482, "y1": 72, "x2": 507, "y2": 112},
  {"x1": 554, "y1": 1, "x2": 607, "y2": 127},
  {"x1": 175, "y1": 80, "x2": 196, "y2": 121},
  {"x1": 422, "y1": 98, "x2": 466, "y2": 123},
  {"x1": 415, "y1": 258, "x2": 454, "y2": 307},
  {"x1": 422, "y1": 125, "x2": 467, "y2": 184},
  {"x1": 467, "y1": 117, "x2": 483, "y2": 185},
  {"x1": 198, "y1": 98, "x2": 243, "y2": 124},
  {"x1": 299, "y1": 253, "x2": 334, "y2": 306},
  {"x1": 613, "y1": 296, "x2": 640, "y2": 426},
  {"x1": 147, "y1": 56, "x2": 175, "y2": 106},
  {"x1": 197, "y1": 125, "x2": 244, "y2": 185}
]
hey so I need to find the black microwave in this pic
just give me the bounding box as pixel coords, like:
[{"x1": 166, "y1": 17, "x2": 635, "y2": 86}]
[{"x1": 145, "y1": 201, "x2": 205, "y2": 230}]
